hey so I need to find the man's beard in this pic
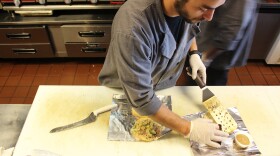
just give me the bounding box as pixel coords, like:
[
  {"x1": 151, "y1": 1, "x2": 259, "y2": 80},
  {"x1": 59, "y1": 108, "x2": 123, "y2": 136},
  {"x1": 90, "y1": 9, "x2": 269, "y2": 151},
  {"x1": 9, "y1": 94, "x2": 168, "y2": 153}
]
[{"x1": 174, "y1": 0, "x2": 204, "y2": 24}]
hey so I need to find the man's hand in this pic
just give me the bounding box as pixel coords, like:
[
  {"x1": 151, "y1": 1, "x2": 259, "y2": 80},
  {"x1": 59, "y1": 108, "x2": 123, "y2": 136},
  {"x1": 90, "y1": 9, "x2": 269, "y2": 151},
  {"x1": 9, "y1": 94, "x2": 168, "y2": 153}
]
[
  {"x1": 188, "y1": 54, "x2": 207, "y2": 84},
  {"x1": 188, "y1": 118, "x2": 229, "y2": 148}
]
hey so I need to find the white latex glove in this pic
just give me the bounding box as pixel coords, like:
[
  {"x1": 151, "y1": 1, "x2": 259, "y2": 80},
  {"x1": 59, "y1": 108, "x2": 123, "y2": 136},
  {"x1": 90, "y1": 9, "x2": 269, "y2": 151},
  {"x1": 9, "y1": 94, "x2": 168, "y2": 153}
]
[
  {"x1": 188, "y1": 54, "x2": 206, "y2": 84},
  {"x1": 188, "y1": 118, "x2": 229, "y2": 148}
]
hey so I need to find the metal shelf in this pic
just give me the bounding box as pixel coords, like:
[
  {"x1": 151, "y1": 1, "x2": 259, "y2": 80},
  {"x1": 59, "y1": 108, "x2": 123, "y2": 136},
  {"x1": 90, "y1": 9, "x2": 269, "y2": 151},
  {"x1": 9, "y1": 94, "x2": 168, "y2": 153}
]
[{"x1": 2, "y1": 4, "x2": 121, "y2": 11}]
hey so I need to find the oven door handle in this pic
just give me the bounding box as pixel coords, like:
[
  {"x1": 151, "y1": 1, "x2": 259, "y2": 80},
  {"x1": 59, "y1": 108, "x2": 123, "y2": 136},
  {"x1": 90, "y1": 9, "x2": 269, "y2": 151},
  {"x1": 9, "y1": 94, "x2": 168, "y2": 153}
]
[
  {"x1": 12, "y1": 48, "x2": 37, "y2": 54},
  {"x1": 6, "y1": 33, "x2": 31, "y2": 39},
  {"x1": 78, "y1": 31, "x2": 105, "y2": 37},
  {"x1": 81, "y1": 46, "x2": 106, "y2": 53}
]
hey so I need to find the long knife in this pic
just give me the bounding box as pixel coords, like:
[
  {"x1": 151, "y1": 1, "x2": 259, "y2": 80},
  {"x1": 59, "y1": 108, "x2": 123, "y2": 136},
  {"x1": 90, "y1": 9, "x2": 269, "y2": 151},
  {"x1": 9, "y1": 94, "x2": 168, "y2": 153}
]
[{"x1": 50, "y1": 104, "x2": 118, "y2": 133}]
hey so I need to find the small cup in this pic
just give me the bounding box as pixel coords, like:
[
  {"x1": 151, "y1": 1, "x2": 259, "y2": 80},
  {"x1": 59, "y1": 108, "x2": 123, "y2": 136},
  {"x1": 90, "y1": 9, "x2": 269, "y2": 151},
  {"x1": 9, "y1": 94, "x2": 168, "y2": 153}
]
[{"x1": 234, "y1": 131, "x2": 252, "y2": 148}]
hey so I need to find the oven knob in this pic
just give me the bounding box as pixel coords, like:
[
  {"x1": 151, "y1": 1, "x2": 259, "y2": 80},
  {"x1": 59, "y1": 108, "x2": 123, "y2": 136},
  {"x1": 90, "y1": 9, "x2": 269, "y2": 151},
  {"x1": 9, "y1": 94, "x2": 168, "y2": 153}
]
[
  {"x1": 38, "y1": 0, "x2": 46, "y2": 4},
  {"x1": 14, "y1": 0, "x2": 21, "y2": 7},
  {"x1": 90, "y1": 0, "x2": 97, "y2": 3},
  {"x1": 65, "y1": 0, "x2": 71, "y2": 4}
]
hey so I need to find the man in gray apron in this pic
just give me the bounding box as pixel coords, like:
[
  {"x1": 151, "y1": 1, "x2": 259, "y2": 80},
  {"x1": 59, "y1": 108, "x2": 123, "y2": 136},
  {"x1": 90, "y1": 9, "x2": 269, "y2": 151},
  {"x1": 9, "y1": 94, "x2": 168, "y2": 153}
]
[{"x1": 197, "y1": 0, "x2": 258, "y2": 85}]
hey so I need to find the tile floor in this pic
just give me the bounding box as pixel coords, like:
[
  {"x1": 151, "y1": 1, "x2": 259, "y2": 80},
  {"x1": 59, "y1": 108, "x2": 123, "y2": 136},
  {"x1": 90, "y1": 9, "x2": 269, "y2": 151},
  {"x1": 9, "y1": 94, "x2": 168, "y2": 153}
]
[{"x1": 0, "y1": 58, "x2": 279, "y2": 104}]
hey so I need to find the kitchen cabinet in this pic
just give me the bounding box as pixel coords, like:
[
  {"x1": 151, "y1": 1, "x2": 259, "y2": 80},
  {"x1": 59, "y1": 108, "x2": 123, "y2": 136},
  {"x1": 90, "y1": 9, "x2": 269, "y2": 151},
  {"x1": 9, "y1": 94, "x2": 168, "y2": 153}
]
[
  {"x1": 61, "y1": 24, "x2": 111, "y2": 57},
  {"x1": 0, "y1": 26, "x2": 54, "y2": 58},
  {"x1": 0, "y1": 9, "x2": 116, "y2": 58}
]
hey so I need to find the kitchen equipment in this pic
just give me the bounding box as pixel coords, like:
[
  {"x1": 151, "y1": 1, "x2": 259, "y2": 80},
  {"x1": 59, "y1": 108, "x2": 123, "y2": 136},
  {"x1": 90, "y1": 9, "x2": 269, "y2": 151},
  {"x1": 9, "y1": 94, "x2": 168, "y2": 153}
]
[
  {"x1": 191, "y1": 68, "x2": 237, "y2": 134},
  {"x1": 0, "y1": 26, "x2": 54, "y2": 58},
  {"x1": 187, "y1": 67, "x2": 214, "y2": 102},
  {"x1": 203, "y1": 96, "x2": 237, "y2": 134},
  {"x1": 50, "y1": 104, "x2": 118, "y2": 133},
  {"x1": 0, "y1": 0, "x2": 32, "y2": 7},
  {"x1": 61, "y1": 24, "x2": 111, "y2": 57}
]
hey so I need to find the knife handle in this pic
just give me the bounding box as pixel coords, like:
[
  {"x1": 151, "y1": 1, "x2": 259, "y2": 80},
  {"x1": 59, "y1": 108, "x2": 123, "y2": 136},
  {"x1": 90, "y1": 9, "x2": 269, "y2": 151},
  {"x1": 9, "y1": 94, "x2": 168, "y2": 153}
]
[
  {"x1": 187, "y1": 67, "x2": 206, "y2": 89},
  {"x1": 94, "y1": 104, "x2": 118, "y2": 116}
]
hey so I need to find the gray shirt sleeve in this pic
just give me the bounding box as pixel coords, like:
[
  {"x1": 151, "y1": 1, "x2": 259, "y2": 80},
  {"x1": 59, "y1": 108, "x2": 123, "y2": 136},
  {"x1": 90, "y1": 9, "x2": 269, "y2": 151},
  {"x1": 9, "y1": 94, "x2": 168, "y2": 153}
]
[{"x1": 110, "y1": 32, "x2": 162, "y2": 116}]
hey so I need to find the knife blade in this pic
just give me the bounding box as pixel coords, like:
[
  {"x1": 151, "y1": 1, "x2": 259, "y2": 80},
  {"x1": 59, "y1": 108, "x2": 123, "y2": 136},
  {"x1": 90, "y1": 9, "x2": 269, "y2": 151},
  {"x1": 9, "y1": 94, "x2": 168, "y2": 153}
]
[{"x1": 50, "y1": 104, "x2": 118, "y2": 133}]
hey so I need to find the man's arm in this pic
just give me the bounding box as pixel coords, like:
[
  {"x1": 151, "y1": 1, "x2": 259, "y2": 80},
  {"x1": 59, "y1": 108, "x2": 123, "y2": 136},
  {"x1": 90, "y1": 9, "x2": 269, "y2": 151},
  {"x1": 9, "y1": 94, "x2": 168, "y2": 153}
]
[
  {"x1": 149, "y1": 103, "x2": 229, "y2": 148},
  {"x1": 149, "y1": 104, "x2": 190, "y2": 136},
  {"x1": 189, "y1": 38, "x2": 198, "y2": 51}
]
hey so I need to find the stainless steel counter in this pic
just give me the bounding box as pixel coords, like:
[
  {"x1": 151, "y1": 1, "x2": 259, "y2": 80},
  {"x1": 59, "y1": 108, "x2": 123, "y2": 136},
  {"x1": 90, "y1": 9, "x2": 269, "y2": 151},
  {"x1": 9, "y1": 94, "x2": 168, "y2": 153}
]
[
  {"x1": 0, "y1": 1, "x2": 279, "y2": 26},
  {"x1": 0, "y1": 1, "x2": 278, "y2": 59},
  {"x1": 0, "y1": 10, "x2": 116, "y2": 25}
]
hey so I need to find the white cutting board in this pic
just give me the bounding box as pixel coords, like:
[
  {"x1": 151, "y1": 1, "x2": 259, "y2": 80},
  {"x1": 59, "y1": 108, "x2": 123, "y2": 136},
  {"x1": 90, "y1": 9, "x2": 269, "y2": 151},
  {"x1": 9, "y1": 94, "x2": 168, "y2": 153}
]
[
  {"x1": 13, "y1": 85, "x2": 280, "y2": 156},
  {"x1": 13, "y1": 85, "x2": 196, "y2": 156}
]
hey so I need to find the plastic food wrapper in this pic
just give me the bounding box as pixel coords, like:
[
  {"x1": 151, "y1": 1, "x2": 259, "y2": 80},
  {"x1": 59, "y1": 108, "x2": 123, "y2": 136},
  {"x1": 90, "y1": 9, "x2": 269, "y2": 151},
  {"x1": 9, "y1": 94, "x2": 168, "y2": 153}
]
[
  {"x1": 183, "y1": 107, "x2": 261, "y2": 156},
  {"x1": 107, "y1": 94, "x2": 172, "y2": 141}
]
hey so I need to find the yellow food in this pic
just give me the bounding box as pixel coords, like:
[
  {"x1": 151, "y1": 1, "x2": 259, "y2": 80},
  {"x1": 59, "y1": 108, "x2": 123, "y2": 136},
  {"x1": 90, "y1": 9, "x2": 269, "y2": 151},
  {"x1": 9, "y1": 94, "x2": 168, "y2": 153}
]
[
  {"x1": 236, "y1": 134, "x2": 250, "y2": 145},
  {"x1": 130, "y1": 117, "x2": 163, "y2": 142},
  {"x1": 132, "y1": 109, "x2": 143, "y2": 119}
]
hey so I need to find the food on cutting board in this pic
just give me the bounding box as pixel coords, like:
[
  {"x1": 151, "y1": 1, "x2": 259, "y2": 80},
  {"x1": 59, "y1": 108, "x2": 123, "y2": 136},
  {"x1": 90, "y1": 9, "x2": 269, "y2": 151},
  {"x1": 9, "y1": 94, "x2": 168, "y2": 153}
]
[
  {"x1": 203, "y1": 96, "x2": 237, "y2": 134},
  {"x1": 132, "y1": 109, "x2": 143, "y2": 119},
  {"x1": 235, "y1": 131, "x2": 252, "y2": 148},
  {"x1": 130, "y1": 117, "x2": 163, "y2": 142}
]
